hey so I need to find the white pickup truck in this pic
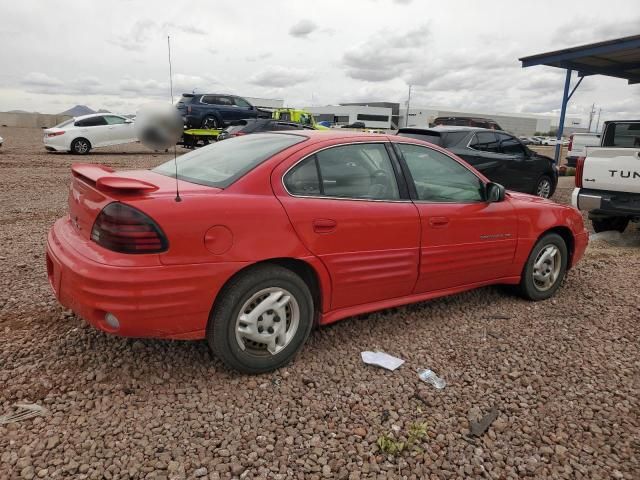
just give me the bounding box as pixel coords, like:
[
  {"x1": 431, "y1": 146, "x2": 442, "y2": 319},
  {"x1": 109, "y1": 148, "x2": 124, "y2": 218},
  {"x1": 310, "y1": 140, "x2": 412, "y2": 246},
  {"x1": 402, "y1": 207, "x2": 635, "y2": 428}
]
[
  {"x1": 572, "y1": 120, "x2": 640, "y2": 232},
  {"x1": 566, "y1": 132, "x2": 601, "y2": 167}
]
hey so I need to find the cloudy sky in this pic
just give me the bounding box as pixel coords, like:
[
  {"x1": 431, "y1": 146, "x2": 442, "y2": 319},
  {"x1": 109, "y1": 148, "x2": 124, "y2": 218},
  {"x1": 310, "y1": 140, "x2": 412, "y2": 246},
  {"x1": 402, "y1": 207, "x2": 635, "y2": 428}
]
[{"x1": 1, "y1": 0, "x2": 638, "y2": 125}]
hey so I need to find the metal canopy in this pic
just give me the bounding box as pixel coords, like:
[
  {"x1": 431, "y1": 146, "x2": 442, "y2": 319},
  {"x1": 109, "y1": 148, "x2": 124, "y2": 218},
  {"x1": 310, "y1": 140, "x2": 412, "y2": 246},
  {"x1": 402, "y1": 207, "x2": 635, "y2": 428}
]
[{"x1": 519, "y1": 35, "x2": 640, "y2": 163}]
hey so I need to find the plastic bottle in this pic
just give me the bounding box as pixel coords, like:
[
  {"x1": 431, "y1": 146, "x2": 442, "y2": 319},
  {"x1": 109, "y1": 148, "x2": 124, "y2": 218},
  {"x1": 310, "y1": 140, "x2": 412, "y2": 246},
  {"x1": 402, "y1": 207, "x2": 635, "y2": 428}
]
[{"x1": 417, "y1": 369, "x2": 446, "y2": 389}]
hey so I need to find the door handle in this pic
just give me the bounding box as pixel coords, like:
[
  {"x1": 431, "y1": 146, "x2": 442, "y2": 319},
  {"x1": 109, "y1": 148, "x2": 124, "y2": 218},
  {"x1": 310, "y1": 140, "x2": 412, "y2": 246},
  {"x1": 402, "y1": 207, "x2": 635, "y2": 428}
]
[
  {"x1": 429, "y1": 216, "x2": 449, "y2": 228},
  {"x1": 313, "y1": 218, "x2": 337, "y2": 233}
]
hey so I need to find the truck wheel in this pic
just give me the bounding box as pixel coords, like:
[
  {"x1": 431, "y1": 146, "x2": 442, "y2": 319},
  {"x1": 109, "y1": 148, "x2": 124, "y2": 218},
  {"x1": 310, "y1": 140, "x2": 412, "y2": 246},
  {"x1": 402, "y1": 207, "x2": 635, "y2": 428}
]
[
  {"x1": 207, "y1": 264, "x2": 314, "y2": 374},
  {"x1": 517, "y1": 233, "x2": 568, "y2": 301},
  {"x1": 591, "y1": 217, "x2": 629, "y2": 233},
  {"x1": 202, "y1": 116, "x2": 220, "y2": 129}
]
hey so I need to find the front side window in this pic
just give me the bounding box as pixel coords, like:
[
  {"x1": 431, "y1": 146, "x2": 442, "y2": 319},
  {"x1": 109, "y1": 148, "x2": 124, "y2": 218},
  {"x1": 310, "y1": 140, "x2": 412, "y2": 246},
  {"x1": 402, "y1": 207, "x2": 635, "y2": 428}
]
[
  {"x1": 284, "y1": 143, "x2": 400, "y2": 200},
  {"x1": 154, "y1": 133, "x2": 305, "y2": 188},
  {"x1": 104, "y1": 115, "x2": 128, "y2": 125},
  {"x1": 497, "y1": 133, "x2": 527, "y2": 157},
  {"x1": 469, "y1": 132, "x2": 499, "y2": 152},
  {"x1": 397, "y1": 143, "x2": 484, "y2": 202},
  {"x1": 233, "y1": 97, "x2": 251, "y2": 108}
]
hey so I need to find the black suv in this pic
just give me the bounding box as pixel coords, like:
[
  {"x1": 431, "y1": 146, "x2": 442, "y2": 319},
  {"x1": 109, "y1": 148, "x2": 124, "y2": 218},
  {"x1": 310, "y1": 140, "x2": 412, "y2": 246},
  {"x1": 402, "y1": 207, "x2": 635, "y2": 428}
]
[
  {"x1": 397, "y1": 126, "x2": 558, "y2": 198},
  {"x1": 176, "y1": 93, "x2": 270, "y2": 129}
]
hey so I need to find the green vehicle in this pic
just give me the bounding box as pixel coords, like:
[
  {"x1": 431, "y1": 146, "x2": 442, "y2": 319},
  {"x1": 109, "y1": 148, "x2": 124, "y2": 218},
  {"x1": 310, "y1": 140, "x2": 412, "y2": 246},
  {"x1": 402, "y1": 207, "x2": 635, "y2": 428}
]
[{"x1": 272, "y1": 108, "x2": 329, "y2": 130}]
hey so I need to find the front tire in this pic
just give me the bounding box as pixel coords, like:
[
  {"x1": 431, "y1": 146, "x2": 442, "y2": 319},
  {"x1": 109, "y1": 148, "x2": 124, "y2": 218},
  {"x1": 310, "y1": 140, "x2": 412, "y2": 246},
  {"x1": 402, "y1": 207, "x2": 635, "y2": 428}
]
[
  {"x1": 591, "y1": 217, "x2": 629, "y2": 233},
  {"x1": 71, "y1": 138, "x2": 91, "y2": 155},
  {"x1": 534, "y1": 175, "x2": 554, "y2": 198},
  {"x1": 207, "y1": 265, "x2": 314, "y2": 374},
  {"x1": 517, "y1": 233, "x2": 568, "y2": 301}
]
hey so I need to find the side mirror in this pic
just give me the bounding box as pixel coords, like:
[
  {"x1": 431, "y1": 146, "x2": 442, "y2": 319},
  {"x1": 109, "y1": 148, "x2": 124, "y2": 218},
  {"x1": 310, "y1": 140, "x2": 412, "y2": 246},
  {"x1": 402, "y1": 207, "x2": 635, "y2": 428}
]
[
  {"x1": 486, "y1": 182, "x2": 505, "y2": 202},
  {"x1": 125, "y1": 119, "x2": 133, "y2": 124}
]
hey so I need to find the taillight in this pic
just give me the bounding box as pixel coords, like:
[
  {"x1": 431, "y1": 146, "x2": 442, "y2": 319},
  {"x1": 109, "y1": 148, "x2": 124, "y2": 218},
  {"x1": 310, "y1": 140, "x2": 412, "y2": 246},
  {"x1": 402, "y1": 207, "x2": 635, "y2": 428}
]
[
  {"x1": 575, "y1": 157, "x2": 585, "y2": 188},
  {"x1": 231, "y1": 132, "x2": 246, "y2": 137},
  {"x1": 91, "y1": 203, "x2": 168, "y2": 254},
  {"x1": 47, "y1": 131, "x2": 65, "y2": 137},
  {"x1": 568, "y1": 134, "x2": 573, "y2": 152},
  {"x1": 187, "y1": 106, "x2": 192, "y2": 114}
]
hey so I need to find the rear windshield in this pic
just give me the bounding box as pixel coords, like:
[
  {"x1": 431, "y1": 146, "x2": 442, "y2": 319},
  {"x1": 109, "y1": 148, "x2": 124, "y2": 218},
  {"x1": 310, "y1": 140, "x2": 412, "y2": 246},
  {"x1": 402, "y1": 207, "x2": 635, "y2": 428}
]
[
  {"x1": 176, "y1": 95, "x2": 194, "y2": 105},
  {"x1": 55, "y1": 119, "x2": 74, "y2": 128},
  {"x1": 154, "y1": 133, "x2": 306, "y2": 188},
  {"x1": 603, "y1": 122, "x2": 640, "y2": 147}
]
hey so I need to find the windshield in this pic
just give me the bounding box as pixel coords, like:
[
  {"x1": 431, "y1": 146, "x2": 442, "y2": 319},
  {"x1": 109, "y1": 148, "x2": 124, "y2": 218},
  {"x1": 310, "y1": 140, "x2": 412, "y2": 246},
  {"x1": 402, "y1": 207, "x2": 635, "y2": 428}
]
[{"x1": 154, "y1": 133, "x2": 306, "y2": 188}]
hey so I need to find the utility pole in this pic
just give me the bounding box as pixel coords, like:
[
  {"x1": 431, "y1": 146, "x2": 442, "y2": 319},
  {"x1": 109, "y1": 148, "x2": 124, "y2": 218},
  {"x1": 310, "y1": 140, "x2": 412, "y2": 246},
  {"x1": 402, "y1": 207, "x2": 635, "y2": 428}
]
[
  {"x1": 595, "y1": 108, "x2": 602, "y2": 133},
  {"x1": 587, "y1": 103, "x2": 596, "y2": 132},
  {"x1": 405, "y1": 84, "x2": 412, "y2": 127}
]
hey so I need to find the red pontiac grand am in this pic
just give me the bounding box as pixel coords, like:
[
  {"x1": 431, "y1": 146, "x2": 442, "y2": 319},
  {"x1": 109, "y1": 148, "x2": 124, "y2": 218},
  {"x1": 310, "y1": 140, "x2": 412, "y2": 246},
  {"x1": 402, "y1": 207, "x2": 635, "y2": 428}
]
[{"x1": 46, "y1": 131, "x2": 588, "y2": 373}]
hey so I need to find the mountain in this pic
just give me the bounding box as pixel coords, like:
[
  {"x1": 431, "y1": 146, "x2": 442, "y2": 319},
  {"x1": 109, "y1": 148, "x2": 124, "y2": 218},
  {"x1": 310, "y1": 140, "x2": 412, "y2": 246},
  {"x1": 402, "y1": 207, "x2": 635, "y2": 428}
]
[
  {"x1": 96, "y1": 109, "x2": 111, "y2": 113},
  {"x1": 58, "y1": 105, "x2": 95, "y2": 117},
  {"x1": 8, "y1": 109, "x2": 31, "y2": 113}
]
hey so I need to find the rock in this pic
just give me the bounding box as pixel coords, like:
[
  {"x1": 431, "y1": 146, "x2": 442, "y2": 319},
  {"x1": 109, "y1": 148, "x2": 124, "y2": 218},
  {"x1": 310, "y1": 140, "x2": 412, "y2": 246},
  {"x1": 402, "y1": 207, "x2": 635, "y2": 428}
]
[
  {"x1": 555, "y1": 445, "x2": 568, "y2": 458},
  {"x1": 193, "y1": 467, "x2": 208, "y2": 477},
  {"x1": 353, "y1": 427, "x2": 367, "y2": 437}
]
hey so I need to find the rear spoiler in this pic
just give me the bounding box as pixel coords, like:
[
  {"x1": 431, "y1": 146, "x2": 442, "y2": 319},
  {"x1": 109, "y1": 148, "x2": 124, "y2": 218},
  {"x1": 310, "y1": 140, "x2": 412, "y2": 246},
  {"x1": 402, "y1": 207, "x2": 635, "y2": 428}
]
[{"x1": 71, "y1": 164, "x2": 159, "y2": 193}]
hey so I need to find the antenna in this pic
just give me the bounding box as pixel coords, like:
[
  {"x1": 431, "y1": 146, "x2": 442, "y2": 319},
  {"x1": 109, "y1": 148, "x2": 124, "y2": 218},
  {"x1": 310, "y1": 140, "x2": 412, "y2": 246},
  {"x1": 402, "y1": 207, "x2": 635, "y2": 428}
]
[{"x1": 168, "y1": 35, "x2": 181, "y2": 202}]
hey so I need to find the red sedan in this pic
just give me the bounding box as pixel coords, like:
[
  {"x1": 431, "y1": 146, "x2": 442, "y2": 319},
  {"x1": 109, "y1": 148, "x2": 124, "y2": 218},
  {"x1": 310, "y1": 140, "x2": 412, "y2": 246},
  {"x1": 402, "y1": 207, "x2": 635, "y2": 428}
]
[{"x1": 46, "y1": 131, "x2": 588, "y2": 373}]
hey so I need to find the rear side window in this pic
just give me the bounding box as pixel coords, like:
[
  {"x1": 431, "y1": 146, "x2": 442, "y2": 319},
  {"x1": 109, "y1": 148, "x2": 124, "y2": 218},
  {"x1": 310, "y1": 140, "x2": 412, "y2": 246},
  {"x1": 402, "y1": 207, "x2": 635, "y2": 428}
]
[
  {"x1": 284, "y1": 143, "x2": 400, "y2": 200},
  {"x1": 470, "y1": 132, "x2": 499, "y2": 152},
  {"x1": 283, "y1": 157, "x2": 321, "y2": 195},
  {"x1": 75, "y1": 116, "x2": 107, "y2": 127},
  {"x1": 441, "y1": 131, "x2": 469, "y2": 147},
  {"x1": 154, "y1": 133, "x2": 305, "y2": 188}
]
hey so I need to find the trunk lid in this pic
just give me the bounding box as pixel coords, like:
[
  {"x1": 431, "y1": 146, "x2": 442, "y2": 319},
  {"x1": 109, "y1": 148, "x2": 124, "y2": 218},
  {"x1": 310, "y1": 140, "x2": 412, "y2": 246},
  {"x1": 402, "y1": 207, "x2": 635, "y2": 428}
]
[
  {"x1": 68, "y1": 163, "x2": 220, "y2": 240},
  {"x1": 583, "y1": 147, "x2": 640, "y2": 194}
]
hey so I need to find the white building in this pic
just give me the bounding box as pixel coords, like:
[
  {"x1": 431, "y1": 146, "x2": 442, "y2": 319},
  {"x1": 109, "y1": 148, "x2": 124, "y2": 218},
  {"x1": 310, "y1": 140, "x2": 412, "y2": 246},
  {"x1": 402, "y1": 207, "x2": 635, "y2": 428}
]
[
  {"x1": 304, "y1": 105, "x2": 393, "y2": 129},
  {"x1": 398, "y1": 106, "x2": 583, "y2": 136},
  {"x1": 244, "y1": 97, "x2": 284, "y2": 109}
]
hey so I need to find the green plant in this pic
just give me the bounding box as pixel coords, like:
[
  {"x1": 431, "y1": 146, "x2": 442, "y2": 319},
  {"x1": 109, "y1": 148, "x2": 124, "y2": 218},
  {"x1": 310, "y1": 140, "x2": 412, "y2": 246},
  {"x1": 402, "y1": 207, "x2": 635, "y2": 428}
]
[{"x1": 377, "y1": 422, "x2": 428, "y2": 456}]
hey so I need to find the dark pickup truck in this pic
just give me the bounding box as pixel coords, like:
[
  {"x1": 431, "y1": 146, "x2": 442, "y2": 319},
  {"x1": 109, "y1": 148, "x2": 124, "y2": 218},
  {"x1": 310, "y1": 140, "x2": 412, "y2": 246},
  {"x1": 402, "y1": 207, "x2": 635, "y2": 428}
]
[{"x1": 176, "y1": 93, "x2": 270, "y2": 129}]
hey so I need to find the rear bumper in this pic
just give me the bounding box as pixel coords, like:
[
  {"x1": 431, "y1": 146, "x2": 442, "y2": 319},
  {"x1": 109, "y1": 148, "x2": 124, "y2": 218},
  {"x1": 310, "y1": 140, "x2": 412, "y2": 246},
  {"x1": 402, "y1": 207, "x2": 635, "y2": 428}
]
[
  {"x1": 572, "y1": 188, "x2": 640, "y2": 217},
  {"x1": 46, "y1": 218, "x2": 246, "y2": 340}
]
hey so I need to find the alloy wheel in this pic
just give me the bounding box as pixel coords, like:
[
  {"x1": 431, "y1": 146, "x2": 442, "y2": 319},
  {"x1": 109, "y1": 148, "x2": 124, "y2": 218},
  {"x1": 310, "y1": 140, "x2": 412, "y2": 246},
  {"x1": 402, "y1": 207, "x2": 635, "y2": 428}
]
[{"x1": 536, "y1": 178, "x2": 552, "y2": 198}]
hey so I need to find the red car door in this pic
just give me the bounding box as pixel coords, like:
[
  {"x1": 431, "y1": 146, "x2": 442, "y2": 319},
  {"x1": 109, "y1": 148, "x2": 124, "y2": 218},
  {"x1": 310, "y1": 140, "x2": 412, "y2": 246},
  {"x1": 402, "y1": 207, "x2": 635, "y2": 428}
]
[
  {"x1": 394, "y1": 142, "x2": 518, "y2": 292},
  {"x1": 274, "y1": 141, "x2": 420, "y2": 310}
]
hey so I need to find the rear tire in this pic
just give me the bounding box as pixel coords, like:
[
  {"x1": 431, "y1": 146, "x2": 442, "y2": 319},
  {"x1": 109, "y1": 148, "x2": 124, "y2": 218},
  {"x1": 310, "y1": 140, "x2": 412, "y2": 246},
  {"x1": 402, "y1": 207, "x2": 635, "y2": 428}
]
[
  {"x1": 534, "y1": 175, "x2": 554, "y2": 198},
  {"x1": 202, "y1": 116, "x2": 221, "y2": 129},
  {"x1": 591, "y1": 217, "x2": 629, "y2": 233},
  {"x1": 207, "y1": 264, "x2": 314, "y2": 374},
  {"x1": 517, "y1": 233, "x2": 568, "y2": 301},
  {"x1": 71, "y1": 138, "x2": 91, "y2": 155}
]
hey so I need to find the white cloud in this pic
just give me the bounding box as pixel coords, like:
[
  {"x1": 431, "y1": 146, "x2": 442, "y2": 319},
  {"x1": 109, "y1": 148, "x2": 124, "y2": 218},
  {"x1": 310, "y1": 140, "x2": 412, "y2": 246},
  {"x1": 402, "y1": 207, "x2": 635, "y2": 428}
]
[
  {"x1": 289, "y1": 19, "x2": 318, "y2": 38},
  {"x1": 249, "y1": 66, "x2": 314, "y2": 88}
]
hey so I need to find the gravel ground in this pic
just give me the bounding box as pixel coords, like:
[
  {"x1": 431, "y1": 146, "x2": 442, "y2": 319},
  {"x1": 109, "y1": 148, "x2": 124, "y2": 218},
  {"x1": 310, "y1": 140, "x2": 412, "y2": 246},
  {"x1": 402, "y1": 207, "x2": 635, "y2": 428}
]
[{"x1": 1, "y1": 126, "x2": 638, "y2": 480}]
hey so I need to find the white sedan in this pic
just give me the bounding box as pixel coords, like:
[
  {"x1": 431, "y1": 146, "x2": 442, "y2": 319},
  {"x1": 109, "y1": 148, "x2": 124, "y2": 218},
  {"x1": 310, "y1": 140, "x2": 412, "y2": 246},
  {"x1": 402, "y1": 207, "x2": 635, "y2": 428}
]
[
  {"x1": 43, "y1": 113, "x2": 137, "y2": 154},
  {"x1": 0, "y1": 136, "x2": 3, "y2": 147}
]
